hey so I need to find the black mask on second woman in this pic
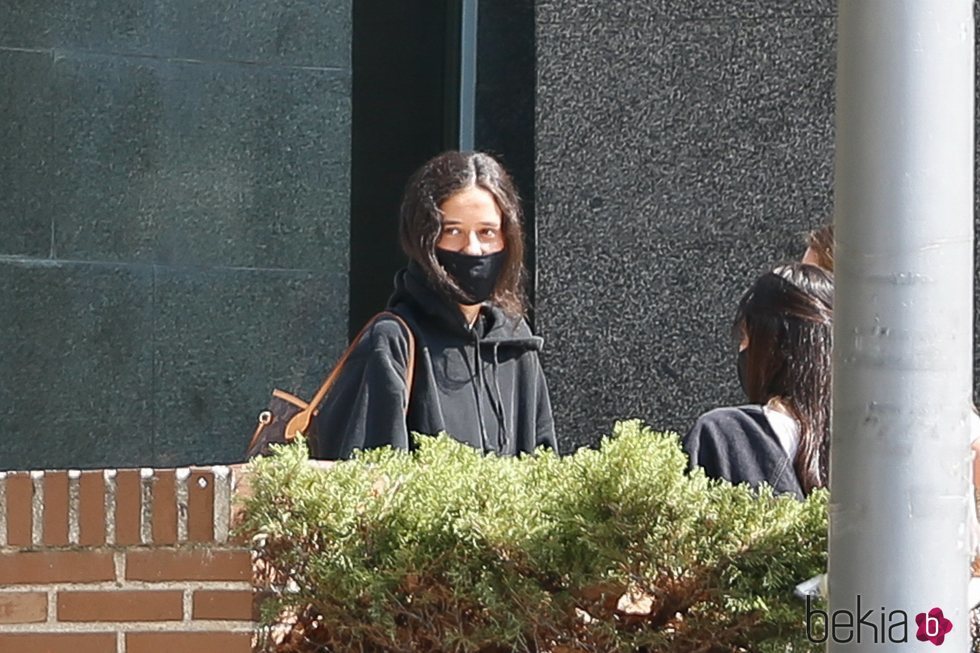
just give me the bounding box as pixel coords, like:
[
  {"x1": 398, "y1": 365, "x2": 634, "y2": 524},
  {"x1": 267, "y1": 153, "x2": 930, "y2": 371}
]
[{"x1": 436, "y1": 249, "x2": 506, "y2": 304}]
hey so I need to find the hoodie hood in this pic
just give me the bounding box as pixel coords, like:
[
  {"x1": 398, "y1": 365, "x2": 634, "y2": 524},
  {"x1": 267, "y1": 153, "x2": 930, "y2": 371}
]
[{"x1": 387, "y1": 261, "x2": 543, "y2": 351}]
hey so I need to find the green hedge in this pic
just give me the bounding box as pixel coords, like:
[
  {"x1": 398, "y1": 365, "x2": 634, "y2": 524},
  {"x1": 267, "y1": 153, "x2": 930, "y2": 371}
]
[{"x1": 238, "y1": 421, "x2": 827, "y2": 652}]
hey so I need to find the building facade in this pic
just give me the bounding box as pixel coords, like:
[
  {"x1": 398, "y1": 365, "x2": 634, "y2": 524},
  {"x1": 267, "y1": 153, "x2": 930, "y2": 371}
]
[{"x1": 3, "y1": 1, "x2": 975, "y2": 469}]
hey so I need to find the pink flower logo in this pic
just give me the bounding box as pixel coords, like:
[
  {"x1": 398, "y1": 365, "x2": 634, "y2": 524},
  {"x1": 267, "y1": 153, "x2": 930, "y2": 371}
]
[{"x1": 915, "y1": 607, "x2": 953, "y2": 646}]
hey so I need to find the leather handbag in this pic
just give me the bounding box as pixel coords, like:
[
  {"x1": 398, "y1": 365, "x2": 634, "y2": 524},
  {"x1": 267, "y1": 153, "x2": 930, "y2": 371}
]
[{"x1": 246, "y1": 311, "x2": 416, "y2": 459}]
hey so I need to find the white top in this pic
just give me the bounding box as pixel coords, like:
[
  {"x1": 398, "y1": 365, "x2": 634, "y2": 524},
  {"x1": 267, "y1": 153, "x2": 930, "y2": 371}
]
[
  {"x1": 763, "y1": 405, "x2": 980, "y2": 459},
  {"x1": 762, "y1": 404, "x2": 800, "y2": 462}
]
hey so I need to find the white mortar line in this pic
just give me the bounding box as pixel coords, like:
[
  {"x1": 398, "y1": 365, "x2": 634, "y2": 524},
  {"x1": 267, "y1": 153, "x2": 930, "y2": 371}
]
[
  {"x1": 104, "y1": 469, "x2": 117, "y2": 545},
  {"x1": 47, "y1": 588, "x2": 57, "y2": 623},
  {"x1": 139, "y1": 468, "x2": 154, "y2": 545},
  {"x1": 68, "y1": 470, "x2": 81, "y2": 545},
  {"x1": 176, "y1": 468, "x2": 190, "y2": 543},
  {"x1": 30, "y1": 471, "x2": 44, "y2": 546},
  {"x1": 0, "y1": 580, "x2": 253, "y2": 592},
  {"x1": 183, "y1": 588, "x2": 193, "y2": 622},
  {"x1": 0, "y1": 471, "x2": 7, "y2": 548},
  {"x1": 0, "y1": 621, "x2": 256, "y2": 633},
  {"x1": 114, "y1": 551, "x2": 126, "y2": 584},
  {"x1": 117, "y1": 631, "x2": 124, "y2": 653}
]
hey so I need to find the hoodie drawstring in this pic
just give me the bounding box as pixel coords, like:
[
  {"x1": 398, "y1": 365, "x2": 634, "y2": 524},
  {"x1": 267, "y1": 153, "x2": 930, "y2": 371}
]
[
  {"x1": 469, "y1": 325, "x2": 490, "y2": 452},
  {"x1": 490, "y1": 343, "x2": 508, "y2": 450},
  {"x1": 465, "y1": 324, "x2": 509, "y2": 453}
]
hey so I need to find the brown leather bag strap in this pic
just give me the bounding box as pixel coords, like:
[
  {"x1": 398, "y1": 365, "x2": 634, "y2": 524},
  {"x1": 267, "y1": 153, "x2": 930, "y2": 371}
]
[{"x1": 308, "y1": 310, "x2": 416, "y2": 414}]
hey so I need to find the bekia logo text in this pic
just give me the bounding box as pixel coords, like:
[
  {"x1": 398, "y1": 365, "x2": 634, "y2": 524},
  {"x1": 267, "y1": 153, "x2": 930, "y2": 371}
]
[{"x1": 807, "y1": 595, "x2": 953, "y2": 646}]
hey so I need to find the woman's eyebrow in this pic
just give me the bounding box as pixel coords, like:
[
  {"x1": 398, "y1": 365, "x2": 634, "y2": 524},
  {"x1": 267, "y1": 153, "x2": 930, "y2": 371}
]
[{"x1": 440, "y1": 218, "x2": 500, "y2": 227}]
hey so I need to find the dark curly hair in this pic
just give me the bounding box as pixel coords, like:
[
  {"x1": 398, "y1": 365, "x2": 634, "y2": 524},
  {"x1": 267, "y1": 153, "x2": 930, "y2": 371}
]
[{"x1": 398, "y1": 151, "x2": 527, "y2": 316}]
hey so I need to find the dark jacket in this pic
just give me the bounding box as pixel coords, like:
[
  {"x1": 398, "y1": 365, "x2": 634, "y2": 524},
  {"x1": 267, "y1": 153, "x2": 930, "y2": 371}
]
[
  {"x1": 312, "y1": 262, "x2": 557, "y2": 459},
  {"x1": 681, "y1": 405, "x2": 804, "y2": 500}
]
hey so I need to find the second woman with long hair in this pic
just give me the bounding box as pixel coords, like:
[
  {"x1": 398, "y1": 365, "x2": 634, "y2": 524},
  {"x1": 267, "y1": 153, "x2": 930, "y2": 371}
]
[{"x1": 683, "y1": 262, "x2": 833, "y2": 499}]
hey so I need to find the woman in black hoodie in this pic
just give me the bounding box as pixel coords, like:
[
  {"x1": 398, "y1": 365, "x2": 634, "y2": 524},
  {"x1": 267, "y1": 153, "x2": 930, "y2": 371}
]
[{"x1": 312, "y1": 151, "x2": 557, "y2": 459}]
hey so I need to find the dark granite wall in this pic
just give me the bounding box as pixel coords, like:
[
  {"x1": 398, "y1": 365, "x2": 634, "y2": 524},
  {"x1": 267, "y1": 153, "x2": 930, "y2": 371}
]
[
  {"x1": 474, "y1": 0, "x2": 538, "y2": 312},
  {"x1": 4, "y1": 1, "x2": 974, "y2": 465},
  {"x1": 348, "y1": 1, "x2": 457, "y2": 337},
  {"x1": 0, "y1": 1, "x2": 351, "y2": 469},
  {"x1": 534, "y1": 1, "x2": 837, "y2": 450}
]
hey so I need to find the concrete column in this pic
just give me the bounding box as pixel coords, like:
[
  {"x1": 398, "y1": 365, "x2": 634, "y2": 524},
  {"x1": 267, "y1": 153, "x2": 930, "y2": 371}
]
[{"x1": 831, "y1": 0, "x2": 974, "y2": 649}]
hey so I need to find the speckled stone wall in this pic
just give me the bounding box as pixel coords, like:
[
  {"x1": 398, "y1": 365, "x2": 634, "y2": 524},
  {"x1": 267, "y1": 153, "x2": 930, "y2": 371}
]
[
  {"x1": 0, "y1": 1, "x2": 351, "y2": 469},
  {"x1": 534, "y1": 1, "x2": 837, "y2": 450}
]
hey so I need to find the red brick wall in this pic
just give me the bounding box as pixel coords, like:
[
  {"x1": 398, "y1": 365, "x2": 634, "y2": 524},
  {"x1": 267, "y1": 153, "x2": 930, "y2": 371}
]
[{"x1": 0, "y1": 466, "x2": 255, "y2": 653}]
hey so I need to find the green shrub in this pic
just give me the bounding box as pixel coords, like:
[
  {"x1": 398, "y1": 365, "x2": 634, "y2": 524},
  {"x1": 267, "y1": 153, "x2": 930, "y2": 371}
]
[{"x1": 239, "y1": 420, "x2": 827, "y2": 652}]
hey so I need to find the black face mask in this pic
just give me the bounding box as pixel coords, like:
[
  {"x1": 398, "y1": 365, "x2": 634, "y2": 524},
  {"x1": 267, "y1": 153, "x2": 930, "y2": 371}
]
[
  {"x1": 435, "y1": 249, "x2": 506, "y2": 304},
  {"x1": 737, "y1": 348, "x2": 750, "y2": 399}
]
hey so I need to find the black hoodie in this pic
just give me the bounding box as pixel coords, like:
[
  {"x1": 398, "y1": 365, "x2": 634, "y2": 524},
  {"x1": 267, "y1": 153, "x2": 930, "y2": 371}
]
[
  {"x1": 682, "y1": 405, "x2": 804, "y2": 500},
  {"x1": 312, "y1": 262, "x2": 557, "y2": 459}
]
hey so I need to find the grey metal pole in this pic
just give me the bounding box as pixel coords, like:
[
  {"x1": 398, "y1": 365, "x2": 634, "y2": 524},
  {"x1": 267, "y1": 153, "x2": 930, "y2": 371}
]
[
  {"x1": 831, "y1": 1, "x2": 974, "y2": 650},
  {"x1": 458, "y1": 0, "x2": 478, "y2": 151}
]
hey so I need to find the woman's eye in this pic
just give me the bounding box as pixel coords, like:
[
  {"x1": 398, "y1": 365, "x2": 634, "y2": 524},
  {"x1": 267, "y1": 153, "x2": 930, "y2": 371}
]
[{"x1": 482, "y1": 229, "x2": 497, "y2": 238}]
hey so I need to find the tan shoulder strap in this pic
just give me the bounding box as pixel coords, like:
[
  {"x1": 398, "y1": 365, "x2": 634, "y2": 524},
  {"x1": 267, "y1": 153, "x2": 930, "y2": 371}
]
[{"x1": 308, "y1": 310, "x2": 416, "y2": 414}]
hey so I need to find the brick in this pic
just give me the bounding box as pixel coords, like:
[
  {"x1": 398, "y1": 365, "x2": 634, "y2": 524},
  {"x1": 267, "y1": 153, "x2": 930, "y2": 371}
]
[
  {"x1": 6, "y1": 472, "x2": 33, "y2": 547},
  {"x1": 126, "y1": 632, "x2": 252, "y2": 653},
  {"x1": 0, "y1": 551, "x2": 115, "y2": 585},
  {"x1": 192, "y1": 590, "x2": 257, "y2": 621},
  {"x1": 126, "y1": 549, "x2": 250, "y2": 582},
  {"x1": 59, "y1": 590, "x2": 183, "y2": 622},
  {"x1": 0, "y1": 633, "x2": 115, "y2": 653},
  {"x1": 43, "y1": 472, "x2": 70, "y2": 546},
  {"x1": 187, "y1": 470, "x2": 215, "y2": 542},
  {"x1": 0, "y1": 592, "x2": 47, "y2": 623},
  {"x1": 151, "y1": 470, "x2": 178, "y2": 545},
  {"x1": 78, "y1": 471, "x2": 106, "y2": 546},
  {"x1": 115, "y1": 469, "x2": 141, "y2": 545}
]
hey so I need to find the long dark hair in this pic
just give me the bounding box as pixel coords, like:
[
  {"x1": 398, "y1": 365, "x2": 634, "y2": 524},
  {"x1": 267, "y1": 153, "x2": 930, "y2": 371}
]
[
  {"x1": 398, "y1": 151, "x2": 527, "y2": 316},
  {"x1": 735, "y1": 262, "x2": 833, "y2": 494}
]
